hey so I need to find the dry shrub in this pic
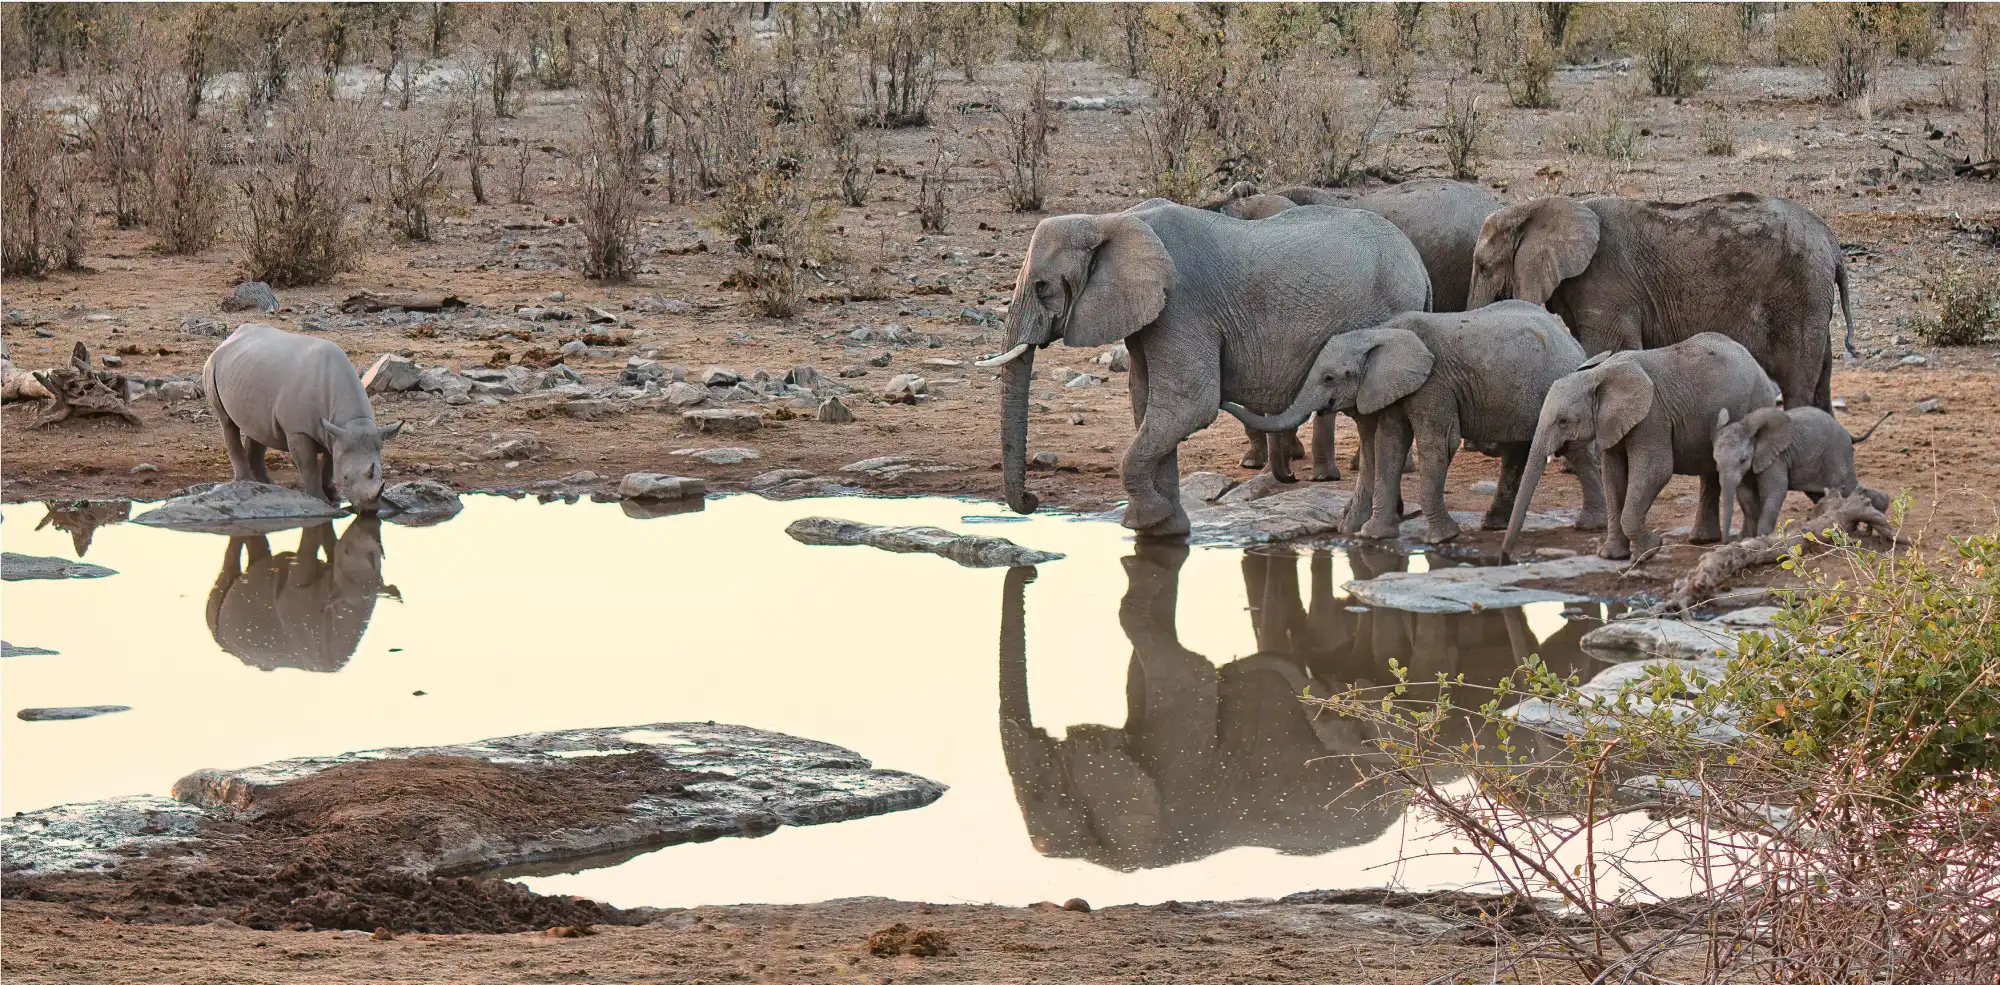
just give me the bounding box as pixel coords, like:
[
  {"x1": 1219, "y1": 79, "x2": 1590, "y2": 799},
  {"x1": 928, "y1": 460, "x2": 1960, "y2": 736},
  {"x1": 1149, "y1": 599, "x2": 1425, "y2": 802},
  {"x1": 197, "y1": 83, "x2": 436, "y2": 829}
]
[
  {"x1": 1, "y1": 89, "x2": 88, "y2": 277},
  {"x1": 238, "y1": 97, "x2": 366, "y2": 288},
  {"x1": 1778, "y1": 4, "x2": 1889, "y2": 103},
  {"x1": 705, "y1": 130, "x2": 830, "y2": 320},
  {"x1": 1557, "y1": 87, "x2": 1640, "y2": 161},
  {"x1": 85, "y1": 25, "x2": 176, "y2": 229},
  {"x1": 509, "y1": 140, "x2": 534, "y2": 205},
  {"x1": 980, "y1": 63, "x2": 1051, "y2": 212},
  {"x1": 1355, "y1": 3, "x2": 1425, "y2": 107},
  {"x1": 1912, "y1": 256, "x2": 1999, "y2": 345},
  {"x1": 1499, "y1": 5, "x2": 1561, "y2": 109},
  {"x1": 858, "y1": 5, "x2": 942, "y2": 128},
  {"x1": 147, "y1": 115, "x2": 221, "y2": 254},
  {"x1": 1315, "y1": 532, "x2": 2000, "y2": 983},
  {"x1": 1888, "y1": 2, "x2": 1945, "y2": 63},
  {"x1": 792, "y1": 25, "x2": 878, "y2": 209},
  {"x1": 1699, "y1": 116, "x2": 1736, "y2": 157},
  {"x1": 1442, "y1": 4, "x2": 1496, "y2": 73},
  {"x1": 1110, "y1": 2, "x2": 1148, "y2": 78},
  {"x1": 1130, "y1": 11, "x2": 1220, "y2": 202},
  {"x1": 381, "y1": 112, "x2": 453, "y2": 241},
  {"x1": 1967, "y1": 8, "x2": 2000, "y2": 165},
  {"x1": 1437, "y1": 77, "x2": 1486, "y2": 180},
  {"x1": 574, "y1": 5, "x2": 680, "y2": 281},
  {"x1": 916, "y1": 135, "x2": 953, "y2": 233},
  {"x1": 940, "y1": 3, "x2": 996, "y2": 83},
  {"x1": 1626, "y1": 3, "x2": 1732, "y2": 98}
]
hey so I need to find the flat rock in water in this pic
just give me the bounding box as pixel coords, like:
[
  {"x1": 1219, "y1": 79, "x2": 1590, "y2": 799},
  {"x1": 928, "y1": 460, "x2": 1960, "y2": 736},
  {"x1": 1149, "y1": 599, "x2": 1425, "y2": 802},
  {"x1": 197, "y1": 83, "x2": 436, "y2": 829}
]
[
  {"x1": 2, "y1": 641, "x2": 60, "y2": 658},
  {"x1": 380, "y1": 480, "x2": 463, "y2": 525},
  {"x1": 133, "y1": 481, "x2": 345, "y2": 535},
  {"x1": 18, "y1": 705, "x2": 130, "y2": 722},
  {"x1": 1343, "y1": 555, "x2": 1624, "y2": 613},
  {"x1": 617, "y1": 472, "x2": 706, "y2": 500},
  {"x1": 1, "y1": 795, "x2": 209, "y2": 878},
  {"x1": 786, "y1": 517, "x2": 1063, "y2": 567},
  {"x1": 1580, "y1": 607, "x2": 1786, "y2": 662},
  {"x1": 170, "y1": 723, "x2": 947, "y2": 877},
  {"x1": 2, "y1": 554, "x2": 117, "y2": 581},
  {"x1": 1507, "y1": 656, "x2": 1743, "y2": 743}
]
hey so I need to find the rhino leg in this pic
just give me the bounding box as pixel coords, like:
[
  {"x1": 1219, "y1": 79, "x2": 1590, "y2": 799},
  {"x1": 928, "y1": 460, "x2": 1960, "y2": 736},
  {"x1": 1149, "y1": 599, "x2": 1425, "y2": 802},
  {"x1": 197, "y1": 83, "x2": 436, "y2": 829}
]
[{"x1": 288, "y1": 433, "x2": 333, "y2": 505}]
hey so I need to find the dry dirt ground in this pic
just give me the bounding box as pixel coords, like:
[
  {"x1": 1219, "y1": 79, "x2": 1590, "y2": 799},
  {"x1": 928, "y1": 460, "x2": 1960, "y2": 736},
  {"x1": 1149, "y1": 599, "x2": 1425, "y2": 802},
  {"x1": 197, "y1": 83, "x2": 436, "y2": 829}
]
[{"x1": 3, "y1": 45, "x2": 1998, "y2": 985}]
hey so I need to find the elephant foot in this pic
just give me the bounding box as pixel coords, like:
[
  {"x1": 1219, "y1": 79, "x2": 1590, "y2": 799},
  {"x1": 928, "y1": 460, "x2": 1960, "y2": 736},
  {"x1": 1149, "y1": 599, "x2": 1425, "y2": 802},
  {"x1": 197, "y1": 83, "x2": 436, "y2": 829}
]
[
  {"x1": 1311, "y1": 465, "x2": 1342, "y2": 482},
  {"x1": 1688, "y1": 525, "x2": 1722, "y2": 545},
  {"x1": 1240, "y1": 451, "x2": 1267, "y2": 470},
  {"x1": 1597, "y1": 537, "x2": 1631, "y2": 561},
  {"x1": 1573, "y1": 504, "x2": 1608, "y2": 532},
  {"x1": 1123, "y1": 496, "x2": 1189, "y2": 538},
  {"x1": 1629, "y1": 529, "x2": 1663, "y2": 558},
  {"x1": 1338, "y1": 496, "x2": 1372, "y2": 535},
  {"x1": 1479, "y1": 507, "x2": 1511, "y2": 531},
  {"x1": 1358, "y1": 516, "x2": 1402, "y2": 540},
  {"x1": 1423, "y1": 515, "x2": 1462, "y2": 544}
]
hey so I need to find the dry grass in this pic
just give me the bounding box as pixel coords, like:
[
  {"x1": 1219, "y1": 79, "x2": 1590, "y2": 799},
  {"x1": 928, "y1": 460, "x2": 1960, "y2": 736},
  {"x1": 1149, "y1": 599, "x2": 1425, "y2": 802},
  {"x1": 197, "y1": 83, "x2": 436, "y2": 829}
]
[{"x1": 2, "y1": 88, "x2": 88, "y2": 278}]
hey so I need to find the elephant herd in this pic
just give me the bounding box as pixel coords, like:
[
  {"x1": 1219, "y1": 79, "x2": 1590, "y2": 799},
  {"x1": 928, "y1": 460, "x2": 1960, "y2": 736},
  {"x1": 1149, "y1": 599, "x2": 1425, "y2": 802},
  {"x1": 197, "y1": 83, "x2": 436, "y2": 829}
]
[
  {"x1": 988, "y1": 182, "x2": 1875, "y2": 559},
  {"x1": 998, "y1": 543, "x2": 1606, "y2": 869}
]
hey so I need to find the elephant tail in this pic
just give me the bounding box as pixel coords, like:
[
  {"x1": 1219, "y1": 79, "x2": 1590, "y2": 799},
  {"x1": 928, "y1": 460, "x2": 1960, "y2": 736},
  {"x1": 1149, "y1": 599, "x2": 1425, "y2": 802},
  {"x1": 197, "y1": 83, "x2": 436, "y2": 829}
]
[
  {"x1": 1849, "y1": 410, "x2": 1893, "y2": 445},
  {"x1": 1836, "y1": 257, "x2": 1858, "y2": 358}
]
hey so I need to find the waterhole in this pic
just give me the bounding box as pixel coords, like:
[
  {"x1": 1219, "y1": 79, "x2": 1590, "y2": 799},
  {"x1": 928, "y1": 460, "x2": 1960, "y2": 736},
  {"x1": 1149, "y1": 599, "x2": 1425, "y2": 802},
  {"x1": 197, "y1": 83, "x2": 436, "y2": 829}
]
[{"x1": 2, "y1": 493, "x2": 1672, "y2": 908}]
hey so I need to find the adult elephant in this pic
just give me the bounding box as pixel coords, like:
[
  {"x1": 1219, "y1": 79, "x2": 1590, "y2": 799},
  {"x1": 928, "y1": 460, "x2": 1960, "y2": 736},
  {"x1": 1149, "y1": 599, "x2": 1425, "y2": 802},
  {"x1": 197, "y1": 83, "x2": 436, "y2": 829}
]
[
  {"x1": 983, "y1": 200, "x2": 1430, "y2": 537},
  {"x1": 1466, "y1": 191, "x2": 1855, "y2": 411}
]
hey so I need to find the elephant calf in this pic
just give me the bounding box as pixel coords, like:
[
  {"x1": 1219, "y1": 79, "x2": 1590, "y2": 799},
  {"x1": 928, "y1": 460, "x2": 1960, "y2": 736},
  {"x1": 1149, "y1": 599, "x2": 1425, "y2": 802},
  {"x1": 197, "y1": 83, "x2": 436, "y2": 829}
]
[
  {"x1": 1713, "y1": 407, "x2": 1892, "y2": 541},
  {"x1": 1222, "y1": 301, "x2": 1606, "y2": 544},
  {"x1": 1504, "y1": 332, "x2": 1777, "y2": 560}
]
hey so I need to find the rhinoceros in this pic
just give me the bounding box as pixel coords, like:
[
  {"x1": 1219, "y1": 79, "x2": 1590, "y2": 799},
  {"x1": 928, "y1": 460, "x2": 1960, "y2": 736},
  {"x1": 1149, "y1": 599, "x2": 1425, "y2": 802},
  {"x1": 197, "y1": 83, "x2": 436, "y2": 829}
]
[{"x1": 203, "y1": 323, "x2": 402, "y2": 510}]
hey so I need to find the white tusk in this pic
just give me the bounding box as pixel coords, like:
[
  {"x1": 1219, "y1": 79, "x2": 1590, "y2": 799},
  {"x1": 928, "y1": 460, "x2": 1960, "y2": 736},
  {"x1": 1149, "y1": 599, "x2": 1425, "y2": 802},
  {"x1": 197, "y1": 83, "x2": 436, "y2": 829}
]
[{"x1": 974, "y1": 343, "x2": 1031, "y2": 368}]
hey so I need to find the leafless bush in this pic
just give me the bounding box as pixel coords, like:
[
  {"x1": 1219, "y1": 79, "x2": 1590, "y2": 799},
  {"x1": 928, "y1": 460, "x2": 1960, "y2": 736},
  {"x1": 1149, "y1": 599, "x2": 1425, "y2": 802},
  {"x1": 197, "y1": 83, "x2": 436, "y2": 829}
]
[
  {"x1": 940, "y1": 4, "x2": 996, "y2": 83},
  {"x1": 381, "y1": 113, "x2": 452, "y2": 241},
  {"x1": 573, "y1": 5, "x2": 681, "y2": 280},
  {"x1": 1628, "y1": 3, "x2": 1730, "y2": 98},
  {"x1": 1130, "y1": 14, "x2": 1221, "y2": 202},
  {"x1": 980, "y1": 63, "x2": 1051, "y2": 212},
  {"x1": 147, "y1": 115, "x2": 221, "y2": 254},
  {"x1": 1111, "y1": 3, "x2": 1147, "y2": 78},
  {"x1": 859, "y1": 5, "x2": 941, "y2": 128},
  {"x1": 85, "y1": 28, "x2": 175, "y2": 229},
  {"x1": 1287, "y1": 70, "x2": 1389, "y2": 188},
  {"x1": 916, "y1": 135, "x2": 953, "y2": 233},
  {"x1": 1438, "y1": 77, "x2": 1486, "y2": 180},
  {"x1": 510, "y1": 140, "x2": 534, "y2": 205},
  {"x1": 1356, "y1": 3, "x2": 1425, "y2": 107},
  {"x1": 1778, "y1": 4, "x2": 1888, "y2": 103},
  {"x1": 238, "y1": 6, "x2": 307, "y2": 116},
  {"x1": 1700, "y1": 116, "x2": 1736, "y2": 156},
  {"x1": 1968, "y1": 8, "x2": 2000, "y2": 165},
  {"x1": 1499, "y1": 6, "x2": 1561, "y2": 108},
  {"x1": 705, "y1": 130, "x2": 830, "y2": 320},
  {"x1": 798, "y1": 43, "x2": 877, "y2": 208},
  {"x1": 238, "y1": 97, "x2": 366, "y2": 287},
  {"x1": 2, "y1": 89, "x2": 88, "y2": 277}
]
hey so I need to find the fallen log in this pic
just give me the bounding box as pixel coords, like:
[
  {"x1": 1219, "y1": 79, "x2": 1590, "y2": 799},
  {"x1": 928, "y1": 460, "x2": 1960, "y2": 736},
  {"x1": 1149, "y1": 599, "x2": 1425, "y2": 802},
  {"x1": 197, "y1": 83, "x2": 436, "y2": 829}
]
[
  {"x1": 2, "y1": 357, "x2": 54, "y2": 403},
  {"x1": 339, "y1": 291, "x2": 468, "y2": 314},
  {"x1": 1652, "y1": 490, "x2": 1896, "y2": 614},
  {"x1": 28, "y1": 343, "x2": 140, "y2": 427}
]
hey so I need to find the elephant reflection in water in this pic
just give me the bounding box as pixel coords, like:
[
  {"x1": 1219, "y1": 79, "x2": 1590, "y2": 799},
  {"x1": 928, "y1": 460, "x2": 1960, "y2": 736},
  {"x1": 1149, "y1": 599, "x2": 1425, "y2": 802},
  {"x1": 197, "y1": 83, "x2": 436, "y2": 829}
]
[
  {"x1": 205, "y1": 516, "x2": 397, "y2": 672},
  {"x1": 998, "y1": 544, "x2": 1601, "y2": 872}
]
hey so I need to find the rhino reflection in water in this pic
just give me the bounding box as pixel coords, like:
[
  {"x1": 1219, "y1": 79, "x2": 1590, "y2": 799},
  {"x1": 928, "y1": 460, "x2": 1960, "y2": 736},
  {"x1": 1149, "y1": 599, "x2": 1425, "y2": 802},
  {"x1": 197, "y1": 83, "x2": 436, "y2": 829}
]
[
  {"x1": 205, "y1": 516, "x2": 397, "y2": 672},
  {"x1": 998, "y1": 544, "x2": 1602, "y2": 872}
]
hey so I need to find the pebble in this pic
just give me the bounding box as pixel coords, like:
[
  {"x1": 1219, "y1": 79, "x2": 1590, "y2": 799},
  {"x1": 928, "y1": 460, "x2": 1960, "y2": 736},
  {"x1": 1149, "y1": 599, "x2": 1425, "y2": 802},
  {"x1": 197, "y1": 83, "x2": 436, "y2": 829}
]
[
  {"x1": 839, "y1": 365, "x2": 869, "y2": 378},
  {"x1": 1916, "y1": 397, "x2": 1942, "y2": 413},
  {"x1": 1470, "y1": 480, "x2": 1498, "y2": 494},
  {"x1": 1095, "y1": 345, "x2": 1129, "y2": 372},
  {"x1": 1063, "y1": 373, "x2": 1103, "y2": 388},
  {"x1": 883, "y1": 374, "x2": 928, "y2": 398},
  {"x1": 559, "y1": 471, "x2": 600, "y2": 485},
  {"x1": 559, "y1": 339, "x2": 587, "y2": 359},
  {"x1": 1901, "y1": 354, "x2": 1928, "y2": 366},
  {"x1": 101, "y1": 354, "x2": 123, "y2": 368},
  {"x1": 1062, "y1": 898, "x2": 1092, "y2": 913},
  {"x1": 849, "y1": 327, "x2": 877, "y2": 343},
  {"x1": 672, "y1": 447, "x2": 760, "y2": 465},
  {"x1": 867, "y1": 352, "x2": 893, "y2": 367}
]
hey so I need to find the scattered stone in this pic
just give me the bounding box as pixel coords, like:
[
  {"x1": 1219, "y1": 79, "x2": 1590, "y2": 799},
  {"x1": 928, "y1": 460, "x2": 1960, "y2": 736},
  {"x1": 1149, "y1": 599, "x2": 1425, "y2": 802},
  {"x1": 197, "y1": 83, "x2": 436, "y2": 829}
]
[
  {"x1": 481, "y1": 437, "x2": 542, "y2": 460},
  {"x1": 817, "y1": 396, "x2": 855, "y2": 423},
  {"x1": 843, "y1": 455, "x2": 911, "y2": 474},
  {"x1": 839, "y1": 365, "x2": 869, "y2": 378},
  {"x1": 379, "y1": 480, "x2": 463, "y2": 524},
  {"x1": 221, "y1": 281, "x2": 279, "y2": 314},
  {"x1": 701, "y1": 366, "x2": 742, "y2": 387},
  {"x1": 1063, "y1": 898, "x2": 1092, "y2": 913},
  {"x1": 2, "y1": 553, "x2": 119, "y2": 581},
  {"x1": 559, "y1": 339, "x2": 588, "y2": 360},
  {"x1": 867, "y1": 352, "x2": 893, "y2": 367},
  {"x1": 133, "y1": 481, "x2": 345, "y2": 535},
  {"x1": 100, "y1": 354, "x2": 123, "y2": 368},
  {"x1": 129, "y1": 463, "x2": 159, "y2": 474},
  {"x1": 1900, "y1": 354, "x2": 1928, "y2": 366},
  {"x1": 1916, "y1": 396, "x2": 1942, "y2": 414},
  {"x1": 1344, "y1": 555, "x2": 1625, "y2": 614},
  {"x1": 558, "y1": 471, "x2": 600, "y2": 485},
  {"x1": 621, "y1": 357, "x2": 668, "y2": 385},
  {"x1": 633, "y1": 295, "x2": 697, "y2": 314},
  {"x1": 1470, "y1": 480, "x2": 1499, "y2": 495},
  {"x1": 1064, "y1": 373, "x2": 1104, "y2": 388},
  {"x1": 158, "y1": 379, "x2": 201, "y2": 401},
  {"x1": 959, "y1": 306, "x2": 998, "y2": 325},
  {"x1": 539, "y1": 364, "x2": 583, "y2": 388},
  {"x1": 1532, "y1": 547, "x2": 1578, "y2": 559},
  {"x1": 1030, "y1": 451, "x2": 1060, "y2": 470},
  {"x1": 1094, "y1": 346, "x2": 1129, "y2": 372},
  {"x1": 683, "y1": 407, "x2": 763, "y2": 433},
  {"x1": 617, "y1": 473, "x2": 706, "y2": 500},
  {"x1": 662, "y1": 381, "x2": 708, "y2": 409},
  {"x1": 416, "y1": 365, "x2": 470, "y2": 397},
  {"x1": 2, "y1": 642, "x2": 60, "y2": 658},
  {"x1": 922, "y1": 357, "x2": 963, "y2": 368},
  {"x1": 881, "y1": 324, "x2": 917, "y2": 344},
  {"x1": 19, "y1": 706, "x2": 131, "y2": 722},
  {"x1": 786, "y1": 517, "x2": 1064, "y2": 567},
  {"x1": 584, "y1": 305, "x2": 620, "y2": 324},
  {"x1": 750, "y1": 469, "x2": 817, "y2": 490},
  {"x1": 785, "y1": 364, "x2": 828, "y2": 389},
  {"x1": 1180, "y1": 471, "x2": 1237, "y2": 503},
  {"x1": 673, "y1": 447, "x2": 760, "y2": 465},
  {"x1": 560, "y1": 399, "x2": 617, "y2": 420},
  {"x1": 1218, "y1": 472, "x2": 1289, "y2": 505},
  {"x1": 883, "y1": 374, "x2": 928, "y2": 399},
  {"x1": 180, "y1": 315, "x2": 230, "y2": 337},
  {"x1": 1508, "y1": 656, "x2": 1742, "y2": 742},
  {"x1": 1831, "y1": 396, "x2": 1847, "y2": 410},
  {"x1": 1580, "y1": 607, "x2": 1784, "y2": 661}
]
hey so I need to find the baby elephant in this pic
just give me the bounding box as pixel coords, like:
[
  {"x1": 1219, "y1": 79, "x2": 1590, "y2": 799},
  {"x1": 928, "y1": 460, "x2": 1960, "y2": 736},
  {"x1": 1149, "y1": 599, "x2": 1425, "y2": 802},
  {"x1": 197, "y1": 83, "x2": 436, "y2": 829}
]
[
  {"x1": 1713, "y1": 406, "x2": 1891, "y2": 541},
  {"x1": 1222, "y1": 301, "x2": 1606, "y2": 543},
  {"x1": 203, "y1": 323, "x2": 403, "y2": 511}
]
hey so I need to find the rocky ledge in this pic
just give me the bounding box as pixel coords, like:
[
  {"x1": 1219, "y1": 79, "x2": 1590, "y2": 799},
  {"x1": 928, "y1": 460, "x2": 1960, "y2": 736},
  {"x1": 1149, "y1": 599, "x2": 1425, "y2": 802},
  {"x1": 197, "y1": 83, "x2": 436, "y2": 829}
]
[
  {"x1": 133, "y1": 481, "x2": 345, "y2": 535},
  {"x1": 786, "y1": 516, "x2": 1063, "y2": 567}
]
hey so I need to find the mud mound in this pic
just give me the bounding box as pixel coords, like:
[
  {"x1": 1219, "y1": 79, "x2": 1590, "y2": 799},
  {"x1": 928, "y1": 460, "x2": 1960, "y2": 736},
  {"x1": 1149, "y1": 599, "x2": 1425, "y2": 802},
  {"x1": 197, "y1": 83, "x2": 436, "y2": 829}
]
[{"x1": 7, "y1": 754, "x2": 722, "y2": 934}]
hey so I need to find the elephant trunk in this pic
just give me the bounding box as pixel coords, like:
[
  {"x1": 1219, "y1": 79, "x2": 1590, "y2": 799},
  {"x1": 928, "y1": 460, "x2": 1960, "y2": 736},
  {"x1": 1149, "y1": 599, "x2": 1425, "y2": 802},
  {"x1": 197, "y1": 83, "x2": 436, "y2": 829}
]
[
  {"x1": 1002, "y1": 346, "x2": 1039, "y2": 515},
  {"x1": 1717, "y1": 471, "x2": 1741, "y2": 544},
  {"x1": 1501, "y1": 432, "x2": 1558, "y2": 558},
  {"x1": 1220, "y1": 387, "x2": 1324, "y2": 436}
]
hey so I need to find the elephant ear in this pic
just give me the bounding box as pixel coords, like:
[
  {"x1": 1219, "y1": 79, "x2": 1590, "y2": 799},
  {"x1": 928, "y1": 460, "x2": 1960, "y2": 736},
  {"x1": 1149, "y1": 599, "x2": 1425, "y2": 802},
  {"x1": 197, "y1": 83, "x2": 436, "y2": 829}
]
[
  {"x1": 1577, "y1": 350, "x2": 1614, "y2": 371},
  {"x1": 1591, "y1": 358, "x2": 1655, "y2": 447},
  {"x1": 1356, "y1": 329, "x2": 1436, "y2": 415},
  {"x1": 1065, "y1": 214, "x2": 1174, "y2": 348},
  {"x1": 1750, "y1": 409, "x2": 1794, "y2": 473},
  {"x1": 1513, "y1": 198, "x2": 1600, "y2": 306}
]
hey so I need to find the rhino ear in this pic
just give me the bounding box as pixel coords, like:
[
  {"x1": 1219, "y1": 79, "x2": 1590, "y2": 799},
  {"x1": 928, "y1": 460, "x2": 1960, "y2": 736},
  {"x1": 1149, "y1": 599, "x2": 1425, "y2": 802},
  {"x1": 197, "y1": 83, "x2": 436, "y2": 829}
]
[
  {"x1": 321, "y1": 418, "x2": 348, "y2": 440},
  {"x1": 1064, "y1": 213, "x2": 1174, "y2": 349},
  {"x1": 377, "y1": 419, "x2": 404, "y2": 441}
]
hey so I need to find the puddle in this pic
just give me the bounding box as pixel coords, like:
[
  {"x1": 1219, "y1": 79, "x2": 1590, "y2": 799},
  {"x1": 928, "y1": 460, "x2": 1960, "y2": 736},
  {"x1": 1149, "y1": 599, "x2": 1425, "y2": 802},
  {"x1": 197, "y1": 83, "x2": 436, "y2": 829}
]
[{"x1": 3, "y1": 493, "x2": 1664, "y2": 908}]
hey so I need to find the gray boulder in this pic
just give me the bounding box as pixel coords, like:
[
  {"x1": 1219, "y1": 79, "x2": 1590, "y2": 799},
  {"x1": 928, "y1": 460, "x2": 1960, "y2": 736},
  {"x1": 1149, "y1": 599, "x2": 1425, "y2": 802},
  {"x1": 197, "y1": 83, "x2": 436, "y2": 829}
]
[
  {"x1": 3, "y1": 554, "x2": 117, "y2": 581},
  {"x1": 621, "y1": 357, "x2": 668, "y2": 385},
  {"x1": 380, "y1": 480, "x2": 463, "y2": 524},
  {"x1": 1507, "y1": 656, "x2": 1743, "y2": 743},
  {"x1": 750, "y1": 468, "x2": 816, "y2": 490},
  {"x1": 221, "y1": 281, "x2": 278, "y2": 314},
  {"x1": 701, "y1": 366, "x2": 742, "y2": 387},
  {"x1": 538, "y1": 363, "x2": 583, "y2": 388},
  {"x1": 1580, "y1": 607, "x2": 1786, "y2": 662},
  {"x1": 362, "y1": 354, "x2": 422, "y2": 394},
  {"x1": 883, "y1": 374, "x2": 927, "y2": 398},
  {"x1": 617, "y1": 472, "x2": 706, "y2": 500},
  {"x1": 663, "y1": 381, "x2": 708, "y2": 408},
  {"x1": 2, "y1": 642, "x2": 60, "y2": 658},
  {"x1": 684, "y1": 408, "x2": 762, "y2": 433},
  {"x1": 133, "y1": 481, "x2": 345, "y2": 535},
  {"x1": 1180, "y1": 471, "x2": 1237, "y2": 503},
  {"x1": 786, "y1": 516, "x2": 1063, "y2": 567},
  {"x1": 417, "y1": 365, "x2": 470, "y2": 397}
]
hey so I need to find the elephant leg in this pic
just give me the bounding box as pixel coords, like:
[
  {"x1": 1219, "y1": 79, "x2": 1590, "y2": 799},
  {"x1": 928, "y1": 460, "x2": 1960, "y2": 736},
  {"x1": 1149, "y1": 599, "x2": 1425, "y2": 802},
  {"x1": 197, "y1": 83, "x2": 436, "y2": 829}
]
[
  {"x1": 1412, "y1": 424, "x2": 1460, "y2": 544},
  {"x1": 1121, "y1": 377, "x2": 1214, "y2": 538},
  {"x1": 1567, "y1": 443, "x2": 1608, "y2": 531},
  {"x1": 221, "y1": 418, "x2": 255, "y2": 482},
  {"x1": 289, "y1": 433, "x2": 332, "y2": 505},
  {"x1": 1239, "y1": 420, "x2": 1268, "y2": 470},
  {"x1": 242, "y1": 437, "x2": 273, "y2": 484},
  {"x1": 1340, "y1": 413, "x2": 1378, "y2": 535},
  {"x1": 1598, "y1": 445, "x2": 1630, "y2": 560},
  {"x1": 1756, "y1": 464, "x2": 1789, "y2": 537},
  {"x1": 1482, "y1": 443, "x2": 1529, "y2": 530},
  {"x1": 1616, "y1": 449, "x2": 1673, "y2": 560},
  {"x1": 1360, "y1": 414, "x2": 1412, "y2": 540},
  {"x1": 1733, "y1": 480, "x2": 1763, "y2": 542},
  {"x1": 1127, "y1": 341, "x2": 1149, "y2": 428},
  {"x1": 1310, "y1": 411, "x2": 1339, "y2": 481},
  {"x1": 1690, "y1": 474, "x2": 1724, "y2": 544},
  {"x1": 1267, "y1": 431, "x2": 1297, "y2": 483}
]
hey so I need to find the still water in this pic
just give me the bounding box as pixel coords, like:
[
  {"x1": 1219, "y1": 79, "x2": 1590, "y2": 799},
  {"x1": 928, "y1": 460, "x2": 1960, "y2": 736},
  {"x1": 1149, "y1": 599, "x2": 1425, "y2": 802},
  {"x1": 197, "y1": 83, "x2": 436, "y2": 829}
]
[{"x1": 1, "y1": 493, "x2": 1662, "y2": 908}]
